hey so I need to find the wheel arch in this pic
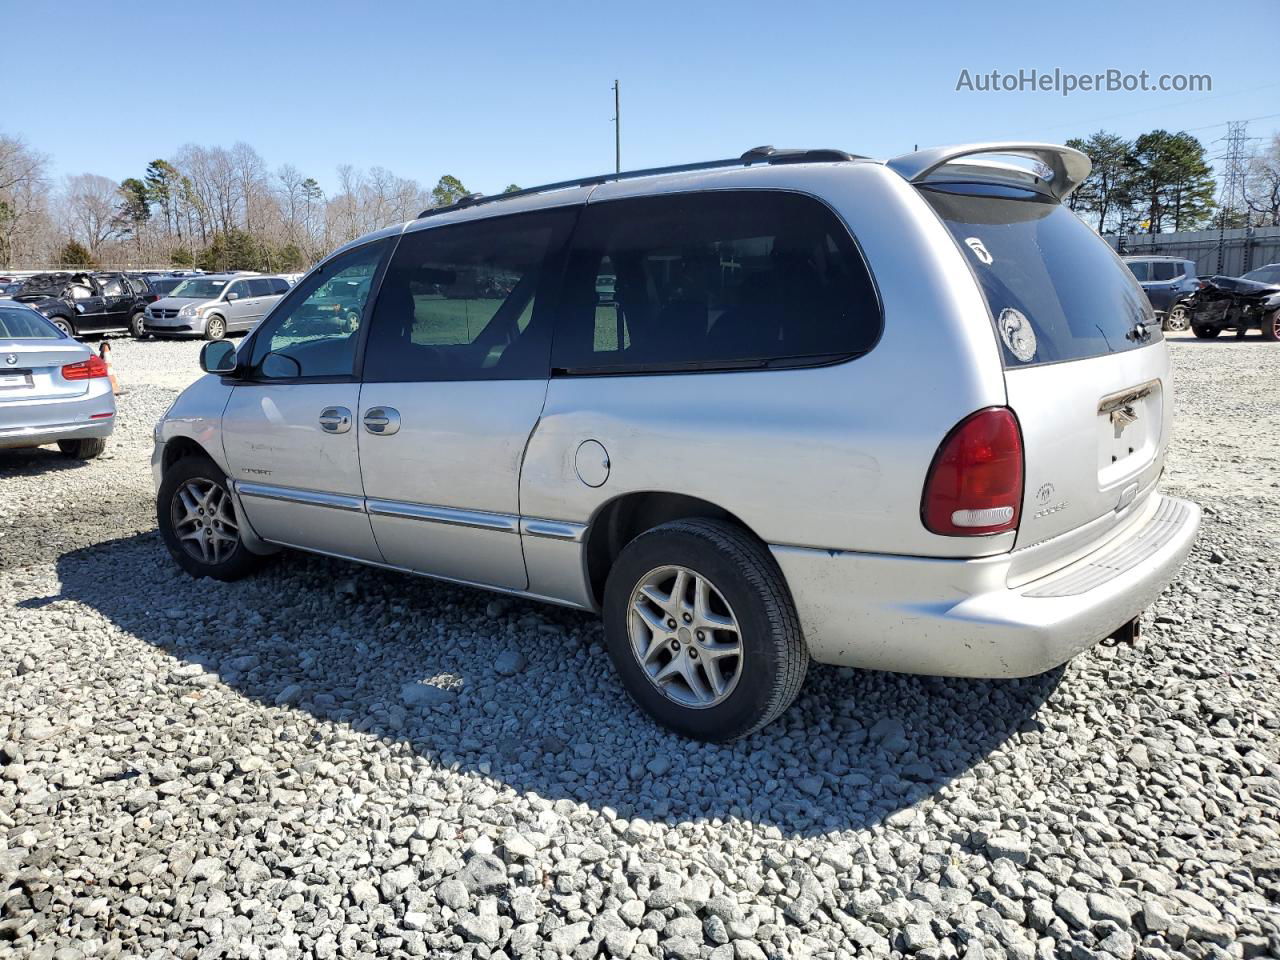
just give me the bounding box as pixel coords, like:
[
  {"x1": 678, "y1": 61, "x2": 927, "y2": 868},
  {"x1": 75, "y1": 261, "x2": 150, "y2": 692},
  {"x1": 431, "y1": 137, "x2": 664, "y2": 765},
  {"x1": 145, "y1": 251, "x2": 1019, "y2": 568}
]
[
  {"x1": 160, "y1": 434, "x2": 216, "y2": 475},
  {"x1": 582, "y1": 490, "x2": 765, "y2": 608}
]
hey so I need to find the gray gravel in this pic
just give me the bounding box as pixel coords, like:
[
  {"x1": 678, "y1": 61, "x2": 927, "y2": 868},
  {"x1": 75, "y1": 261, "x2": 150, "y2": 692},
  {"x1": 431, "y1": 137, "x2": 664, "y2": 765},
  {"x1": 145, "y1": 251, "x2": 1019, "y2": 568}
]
[{"x1": 1, "y1": 332, "x2": 1278, "y2": 960}]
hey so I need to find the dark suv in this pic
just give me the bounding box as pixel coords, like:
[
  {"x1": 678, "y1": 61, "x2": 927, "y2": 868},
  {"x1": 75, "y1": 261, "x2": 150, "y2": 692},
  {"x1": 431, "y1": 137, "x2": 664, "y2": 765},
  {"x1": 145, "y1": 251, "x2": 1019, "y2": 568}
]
[
  {"x1": 1123, "y1": 257, "x2": 1198, "y2": 331},
  {"x1": 11, "y1": 272, "x2": 152, "y2": 338}
]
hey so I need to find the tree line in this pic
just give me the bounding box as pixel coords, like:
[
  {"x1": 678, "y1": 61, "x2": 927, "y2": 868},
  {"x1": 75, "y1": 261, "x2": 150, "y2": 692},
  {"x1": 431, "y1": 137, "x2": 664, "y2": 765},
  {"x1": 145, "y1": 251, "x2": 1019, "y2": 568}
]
[
  {"x1": 1066, "y1": 128, "x2": 1280, "y2": 235},
  {"x1": 3, "y1": 126, "x2": 1279, "y2": 272},
  {"x1": 0, "y1": 134, "x2": 518, "y2": 272}
]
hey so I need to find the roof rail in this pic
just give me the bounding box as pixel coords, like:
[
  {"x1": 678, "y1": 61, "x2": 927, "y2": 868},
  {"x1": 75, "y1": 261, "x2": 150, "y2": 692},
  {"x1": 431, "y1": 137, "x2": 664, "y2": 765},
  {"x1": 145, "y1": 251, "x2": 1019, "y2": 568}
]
[
  {"x1": 886, "y1": 142, "x2": 1091, "y2": 201},
  {"x1": 415, "y1": 146, "x2": 860, "y2": 219}
]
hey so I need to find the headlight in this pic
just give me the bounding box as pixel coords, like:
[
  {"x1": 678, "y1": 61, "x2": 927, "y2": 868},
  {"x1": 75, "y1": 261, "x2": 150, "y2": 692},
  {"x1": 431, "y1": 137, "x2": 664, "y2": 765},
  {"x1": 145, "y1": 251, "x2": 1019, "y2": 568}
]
[{"x1": 178, "y1": 305, "x2": 194, "y2": 317}]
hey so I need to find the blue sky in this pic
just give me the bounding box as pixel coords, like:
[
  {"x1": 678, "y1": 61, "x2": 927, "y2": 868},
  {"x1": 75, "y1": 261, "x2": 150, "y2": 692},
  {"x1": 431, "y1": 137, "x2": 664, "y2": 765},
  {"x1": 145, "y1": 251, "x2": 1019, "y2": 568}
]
[{"x1": 6, "y1": 0, "x2": 1278, "y2": 195}]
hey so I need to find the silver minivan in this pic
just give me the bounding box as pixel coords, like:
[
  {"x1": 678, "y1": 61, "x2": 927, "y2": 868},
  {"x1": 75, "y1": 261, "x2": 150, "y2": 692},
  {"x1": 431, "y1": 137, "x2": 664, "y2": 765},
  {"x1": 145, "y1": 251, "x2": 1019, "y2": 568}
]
[
  {"x1": 151, "y1": 143, "x2": 1200, "y2": 740},
  {"x1": 145, "y1": 274, "x2": 290, "y2": 340}
]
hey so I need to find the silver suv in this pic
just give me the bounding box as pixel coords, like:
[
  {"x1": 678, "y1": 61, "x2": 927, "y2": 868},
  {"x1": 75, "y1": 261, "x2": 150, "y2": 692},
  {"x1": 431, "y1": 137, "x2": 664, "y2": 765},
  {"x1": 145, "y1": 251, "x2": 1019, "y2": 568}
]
[
  {"x1": 145, "y1": 274, "x2": 290, "y2": 340},
  {"x1": 152, "y1": 143, "x2": 1200, "y2": 740}
]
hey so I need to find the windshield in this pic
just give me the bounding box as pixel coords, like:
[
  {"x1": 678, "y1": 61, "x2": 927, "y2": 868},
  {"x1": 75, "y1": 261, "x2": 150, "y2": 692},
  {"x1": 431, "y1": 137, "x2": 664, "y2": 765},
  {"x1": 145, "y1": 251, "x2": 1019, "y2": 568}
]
[
  {"x1": 170, "y1": 279, "x2": 227, "y2": 299},
  {"x1": 0, "y1": 306, "x2": 61, "y2": 339},
  {"x1": 922, "y1": 183, "x2": 1159, "y2": 367}
]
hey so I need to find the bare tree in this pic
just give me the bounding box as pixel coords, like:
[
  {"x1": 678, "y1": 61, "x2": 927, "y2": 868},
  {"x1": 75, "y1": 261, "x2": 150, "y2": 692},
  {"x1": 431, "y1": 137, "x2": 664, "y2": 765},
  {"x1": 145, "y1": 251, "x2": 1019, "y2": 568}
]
[
  {"x1": 1245, "y1": 134, "x2": 1280, "y2": 227},
  {"x1": 0, "y1": 133, "x2": 50, "y2": 265},
  {"x1": 61, "y1": 173, "x2": 124, "y2": 258}
]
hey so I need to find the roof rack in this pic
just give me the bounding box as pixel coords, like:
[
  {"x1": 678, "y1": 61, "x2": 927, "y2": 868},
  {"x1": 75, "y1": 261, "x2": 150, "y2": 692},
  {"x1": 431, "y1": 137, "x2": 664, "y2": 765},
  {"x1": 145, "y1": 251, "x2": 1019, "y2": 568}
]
[{"x1": 415, "y1": 146, "x2": 859, "y2": 220}]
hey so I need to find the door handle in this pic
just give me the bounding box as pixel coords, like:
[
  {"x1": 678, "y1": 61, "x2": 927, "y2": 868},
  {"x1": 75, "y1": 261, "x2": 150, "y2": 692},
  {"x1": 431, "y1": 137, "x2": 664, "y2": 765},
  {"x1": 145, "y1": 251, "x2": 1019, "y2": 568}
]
[
  {"x1": 363, "y1": 406, "x2": 401, "y2": 436},
  {"x1": 319, "y1": 406, "x2": 352, "y2": 434}
]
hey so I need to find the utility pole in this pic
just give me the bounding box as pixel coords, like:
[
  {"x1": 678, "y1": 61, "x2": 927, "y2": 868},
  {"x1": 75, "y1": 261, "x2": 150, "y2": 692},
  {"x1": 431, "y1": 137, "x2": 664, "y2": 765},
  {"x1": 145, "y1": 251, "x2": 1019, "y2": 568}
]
[{"x1": 612, "y1": 80, "x2": 621, "y2": 173}]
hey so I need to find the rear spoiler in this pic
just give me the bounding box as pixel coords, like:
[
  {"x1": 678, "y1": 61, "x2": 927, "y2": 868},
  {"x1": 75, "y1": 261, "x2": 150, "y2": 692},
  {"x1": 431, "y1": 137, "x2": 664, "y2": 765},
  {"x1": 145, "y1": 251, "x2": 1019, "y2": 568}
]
[{"x1": 887, "y1": 142, "x2": 1091, "y2": 202}]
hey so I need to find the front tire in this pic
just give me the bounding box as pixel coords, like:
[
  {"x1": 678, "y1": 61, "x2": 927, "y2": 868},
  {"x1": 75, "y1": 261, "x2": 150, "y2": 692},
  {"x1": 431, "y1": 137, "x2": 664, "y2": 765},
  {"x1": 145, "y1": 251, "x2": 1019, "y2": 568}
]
[
  {"x1": 602, "y1": 519, "x2": 808, "y2": 741},
  {"x1": 1261, "y1": 310, "x2": 1280, "y2": 342},
  {"x1": 203, "y1": 315, "x2": 226, "y2": 341},
  {"x1": 130, "y1": 312, "x2": 148, "y2": 339},
  {"x1": 1192, "y1": 324, "x2": 1220, "y2": 339},
  {"x1": 57, "y1": 437, "x2": 105, "y2": 460},
  {"x1": 158, "y1": 454, "x2": 263, "y2": 581},
  {"x1": 50, "y1": 316, "x2": 76, "y2": 337}
]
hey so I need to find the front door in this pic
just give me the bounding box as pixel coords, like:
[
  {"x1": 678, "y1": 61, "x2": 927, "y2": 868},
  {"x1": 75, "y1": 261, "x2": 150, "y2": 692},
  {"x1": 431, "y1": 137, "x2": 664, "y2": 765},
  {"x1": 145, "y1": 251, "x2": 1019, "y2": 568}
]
[
  {"x1": 357, "y1": 207, "x2": 577, "y2": 588},
  {"x1": 220, "y1": 240, "x2": 391, "y2": 560},
  {"x1": 221, "y1": 279, "x2": 255, "y2": 331}
]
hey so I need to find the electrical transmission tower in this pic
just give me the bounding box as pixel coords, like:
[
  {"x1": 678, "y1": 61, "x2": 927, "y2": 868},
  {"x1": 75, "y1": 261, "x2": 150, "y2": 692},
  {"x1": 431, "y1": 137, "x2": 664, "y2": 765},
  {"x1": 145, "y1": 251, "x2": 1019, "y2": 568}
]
[{"x1": 1215, "y1": 120, "x2": 1250, "y2": 273}]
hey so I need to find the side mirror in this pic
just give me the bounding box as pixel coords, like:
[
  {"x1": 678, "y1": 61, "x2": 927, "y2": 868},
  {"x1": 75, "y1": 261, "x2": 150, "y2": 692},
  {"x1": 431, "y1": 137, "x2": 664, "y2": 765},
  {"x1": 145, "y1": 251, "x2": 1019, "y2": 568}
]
[
  {"x1": 200, "y1": 340, "x2": 238, "y2": 375},
  {"x1": 226, "y1": 291, "x2": 240, "y2": 301}
]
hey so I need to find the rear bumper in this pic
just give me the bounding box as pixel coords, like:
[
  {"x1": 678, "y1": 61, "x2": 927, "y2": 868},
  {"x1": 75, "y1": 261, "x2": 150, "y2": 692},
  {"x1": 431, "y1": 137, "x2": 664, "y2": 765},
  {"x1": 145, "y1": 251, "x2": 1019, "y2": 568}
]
[
  {"x1": 0, "y1": 383, "x2": 115, "y2": 449},
  {"x1": 772, "y1": 493, "x2": 1200, "y2": 677}
]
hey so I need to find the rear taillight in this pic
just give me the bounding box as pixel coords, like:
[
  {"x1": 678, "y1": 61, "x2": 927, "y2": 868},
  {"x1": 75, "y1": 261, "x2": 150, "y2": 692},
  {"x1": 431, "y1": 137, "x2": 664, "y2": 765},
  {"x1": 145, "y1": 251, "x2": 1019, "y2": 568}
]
[
  {"x1": 922, "y1": 407, "x2": 1024, "y2": 536},
  {"x1": 61, "y1": 356, "x2": 110, "y2": 381}
]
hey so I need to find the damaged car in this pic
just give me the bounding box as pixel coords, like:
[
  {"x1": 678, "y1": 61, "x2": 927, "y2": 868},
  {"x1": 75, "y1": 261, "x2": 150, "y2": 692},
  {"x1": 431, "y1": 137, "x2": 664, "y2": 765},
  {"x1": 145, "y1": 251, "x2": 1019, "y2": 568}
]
[
  {"x1": 9, "y1": 272, "x2": 151, "y2": 339},
  {"x1": 1187, "y1": 274, "x2": 1280, "y2": 341}
]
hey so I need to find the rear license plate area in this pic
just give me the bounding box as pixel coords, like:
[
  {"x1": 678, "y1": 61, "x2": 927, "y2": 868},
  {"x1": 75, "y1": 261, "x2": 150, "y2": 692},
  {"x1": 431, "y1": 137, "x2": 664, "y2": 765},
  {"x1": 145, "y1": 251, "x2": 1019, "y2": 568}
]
[
  {"x1": 1097, "y1": 380, "x2": 1162, "y2": 486},
  {"x1": 0, "y1": 370, "x2": 33, "y2": 390}
]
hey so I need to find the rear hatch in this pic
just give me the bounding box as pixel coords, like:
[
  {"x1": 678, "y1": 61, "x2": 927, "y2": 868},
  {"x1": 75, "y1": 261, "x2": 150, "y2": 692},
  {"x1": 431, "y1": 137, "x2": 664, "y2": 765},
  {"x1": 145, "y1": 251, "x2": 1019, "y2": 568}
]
[
  {"x1": 921, "y1": 184, "x2": 1169, "y2": 577},
  {"x1": 0, "y1": 311, "x2": 92, "y2": 404}
]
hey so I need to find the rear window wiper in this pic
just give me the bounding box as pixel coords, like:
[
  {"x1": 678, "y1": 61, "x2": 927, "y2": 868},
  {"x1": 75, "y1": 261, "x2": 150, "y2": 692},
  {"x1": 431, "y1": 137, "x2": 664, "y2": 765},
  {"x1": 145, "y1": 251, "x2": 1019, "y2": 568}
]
[{"x1": 1124, "y1": 321, "x2": 1152, "y2": 344}]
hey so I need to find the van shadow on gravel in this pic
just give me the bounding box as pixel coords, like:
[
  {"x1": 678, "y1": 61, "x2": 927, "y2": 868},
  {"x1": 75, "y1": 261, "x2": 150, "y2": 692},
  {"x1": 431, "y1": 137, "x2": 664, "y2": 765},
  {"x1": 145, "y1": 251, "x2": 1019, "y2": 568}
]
[
  {"x1": 51, "y1": 531, "x2": 1063, "y2": 837},
  {"x1": 0, "y1": 447, "x2": 94, "y2": 478}
]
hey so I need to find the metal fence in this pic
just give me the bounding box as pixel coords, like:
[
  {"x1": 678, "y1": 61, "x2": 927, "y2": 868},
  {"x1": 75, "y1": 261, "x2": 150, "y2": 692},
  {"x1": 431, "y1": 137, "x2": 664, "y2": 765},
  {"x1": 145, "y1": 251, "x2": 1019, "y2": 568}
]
[{"x1": 1107, "y1": 226, "x2": 1280, "y2": 277}]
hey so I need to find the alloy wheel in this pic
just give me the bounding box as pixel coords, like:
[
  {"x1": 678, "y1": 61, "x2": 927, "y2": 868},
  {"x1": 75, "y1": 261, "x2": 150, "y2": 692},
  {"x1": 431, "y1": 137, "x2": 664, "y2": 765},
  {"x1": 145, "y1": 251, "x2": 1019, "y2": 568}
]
[
  {"x1": 170, "y1": 478, "x2": 239, "y2": 564},
  {"x1": 1166, "y1": 305, "x2": 1190, "y2": 332},
  {"x1": 627, "y1": 564, "x2": 743, "y2": 709}
]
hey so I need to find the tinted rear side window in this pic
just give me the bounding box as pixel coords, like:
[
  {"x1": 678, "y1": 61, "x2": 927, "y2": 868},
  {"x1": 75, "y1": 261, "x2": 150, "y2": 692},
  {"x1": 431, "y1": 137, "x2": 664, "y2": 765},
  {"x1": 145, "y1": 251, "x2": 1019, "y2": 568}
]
[
  {"x1": 1151, "y1": 261, "x2": 1182, "y2": 281},
  {"x1": 553, "y1": 190, "x2": 880, "y2": 373},
  {"x1": 923, "y1": 184, "x2": 1158, "y2": 367},
  {"x1": 1125, "y1": 261, "x2": 1150, "y2": 281}
]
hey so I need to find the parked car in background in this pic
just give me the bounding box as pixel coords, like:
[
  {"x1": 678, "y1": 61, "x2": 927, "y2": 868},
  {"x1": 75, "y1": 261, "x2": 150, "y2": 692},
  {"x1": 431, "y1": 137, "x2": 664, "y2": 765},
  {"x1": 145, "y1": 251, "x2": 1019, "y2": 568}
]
[
  {"x1": 133, "y1": 275, "x2": 185, "y2": 304},
  {"x1": 9, "y1": 272, "x2": 151, "y2": 338},
  {"x1": 1240, "y1": 262, "x2": 1280, "y2": 286},
  {"x1": 144, "y1": 274, "x2": 290, "y2": 340},
  {"x1": 152, "y1": 142, "x2": 1200, "y2": 740},
  {"x1": 0, "y1": 301, "x2": 114, "y2": 459},
  {"x1": 1186, "y1": 274, "x2": 1280, "y2": 340},
  {"x1": 1123, "y1": 256, "x2": 1198, "y2": 331}
]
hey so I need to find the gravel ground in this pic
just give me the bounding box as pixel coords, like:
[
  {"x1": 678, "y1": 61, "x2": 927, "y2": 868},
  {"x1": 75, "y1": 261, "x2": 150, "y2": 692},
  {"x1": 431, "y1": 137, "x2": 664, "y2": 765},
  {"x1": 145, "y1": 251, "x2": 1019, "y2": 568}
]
[{"x1": 1, "y1": 333, "x2": 1277, "y2": 960}]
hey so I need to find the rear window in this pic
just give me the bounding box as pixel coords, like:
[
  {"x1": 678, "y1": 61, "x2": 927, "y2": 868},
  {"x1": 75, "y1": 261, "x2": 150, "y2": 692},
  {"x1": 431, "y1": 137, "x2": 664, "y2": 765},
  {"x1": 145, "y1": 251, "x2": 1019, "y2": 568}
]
[
  {"x1": 1125, "y1": 261, "x2": 1150, "y2": 281},
  {"x1": 553, "y1": 190, "x2": 881, "y2": 374},
  {"x1": 0, "y1": 307, "x2": 61, "y2": 339},
  {"x1": 924, "y1": 184, "x2": 1158, "y2": 367},
  {"x1": 1151, "y1": 261, "x2": 1183, "y2": 281}
]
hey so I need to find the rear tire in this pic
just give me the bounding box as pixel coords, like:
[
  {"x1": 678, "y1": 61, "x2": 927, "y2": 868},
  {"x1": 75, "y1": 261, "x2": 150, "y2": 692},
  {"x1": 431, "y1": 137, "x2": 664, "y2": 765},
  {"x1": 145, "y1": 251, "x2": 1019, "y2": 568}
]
[
  {"x1": 602, "y1": 518, "x2": 808, "y2": 741},
  {"x1": 1192, "y1": 324, "x2": 1220, "y2": 339},
  {"x1": 50, "y1": 316, "x2": 76, "y2": 338},
  {"x1": 57, "y1": 437, "x2": 105, "y2": 460},
  {"x1": 158, "y1": 454, "x2": 263, "y2": 581},
  {"x1": 130, "y1": 312, "x2": 148, "y2": 339},
  {"x1": 1164, "y1": 304, "x2": 1191, "y2": 332},
  {"x1": 203, "y1": 315, "x2": 226, "y2": 341},
  {"x1": 1261, "y1": 311, "x2": 1280, "y2": 342}
]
